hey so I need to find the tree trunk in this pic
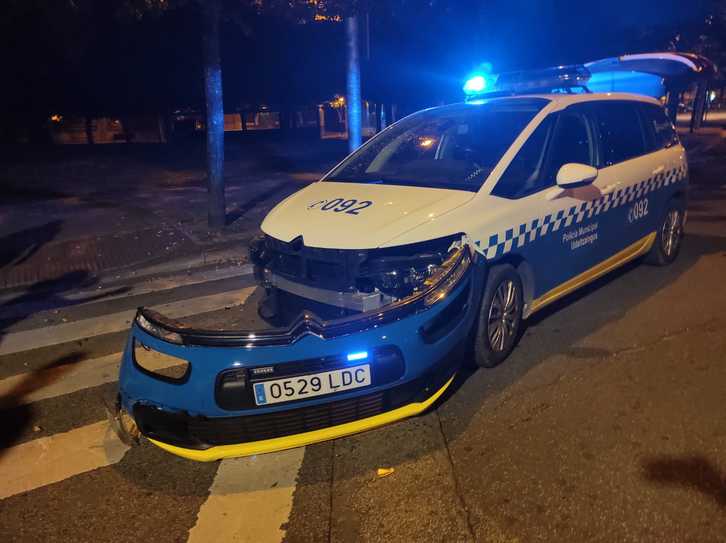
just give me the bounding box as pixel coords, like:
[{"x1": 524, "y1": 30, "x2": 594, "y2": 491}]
[
  {"x1": 85, "y1": 116, "x2": 95, "y2": 145},
  {"x1": 345, "y1": 16, "x2": 362, "y2": 152},
  {"x1": 202, "y1": 0, "x2": 226, "y2": 230},
  {"x1": 120, "y1": 115, "x2": 133, "y2": 143}
]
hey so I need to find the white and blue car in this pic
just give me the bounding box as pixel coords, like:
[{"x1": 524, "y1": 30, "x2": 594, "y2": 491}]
[{"x1": 118, "y1": 69, "x2": 687, "y2": 461}]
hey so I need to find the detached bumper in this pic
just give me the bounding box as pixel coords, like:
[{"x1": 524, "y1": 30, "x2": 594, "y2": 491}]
[
  {"x1": 118, "y1": 247, "x2": 481, "y2": 461},
  {"x1": 144, "y1": 373, "x2": 454, "y2": 462}
]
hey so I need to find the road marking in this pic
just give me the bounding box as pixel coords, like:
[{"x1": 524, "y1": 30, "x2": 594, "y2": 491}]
[
  {"x1": 187, "y1": 447, "x2": 305, "y2": 543},
  {"x1": 112, "y1": 264, "x2": 252, "y2": 300},
  {"x1": 0, "y1": 287, "x2": 255, "y2": 356},
  {"x1": 0, "y1": 421, "x2": 129, "y2": 500},
  {"x1": 0, "y1": 350, "x2": 181, "y2": 406},
  {"x1": 0, "y1": 264, "x2": 253, "y2": 321}
]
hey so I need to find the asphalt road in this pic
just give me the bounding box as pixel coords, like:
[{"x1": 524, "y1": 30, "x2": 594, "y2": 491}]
[{"x1": 1, "y1": 175, "x2": 726, "y2": 542}]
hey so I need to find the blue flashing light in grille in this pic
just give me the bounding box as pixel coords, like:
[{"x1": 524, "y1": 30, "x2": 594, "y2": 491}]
[{"x1": 346, "y1": 351, "x2": 369, "y2": 362}]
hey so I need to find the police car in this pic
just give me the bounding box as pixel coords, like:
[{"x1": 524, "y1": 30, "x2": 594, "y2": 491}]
[{"x1": 117, "y1": 66, "x2": 687, "y2": 461}]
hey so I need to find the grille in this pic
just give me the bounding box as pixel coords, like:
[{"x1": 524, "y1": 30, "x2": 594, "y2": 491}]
[
  {"x1": 307, "y1": 259, "x2": 344, "y2": 282},
  {"x1": 272, "y1": 252, "x2": 302, "y2": 277},
  {"x1": 263, "y1": 235, "x2": 365, "y2": 291},
  {"x1": 189, "y1": 392, "x2": 385, "y2": 445}
]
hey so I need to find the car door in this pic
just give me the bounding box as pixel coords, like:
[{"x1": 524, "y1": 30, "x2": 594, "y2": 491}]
[
  {"x1": 489, "y1": 104, "x2": 606, "y2": 299},
  {"x1": 636, "y1": 101, "x2": 687, "y2": 229},
  {"x1": 583, "y1": 100, "x2": 661, "y2": 256}
]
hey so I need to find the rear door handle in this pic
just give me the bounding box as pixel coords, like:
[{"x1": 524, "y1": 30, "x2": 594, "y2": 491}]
[{"x1": 652, "y1": 165, "x2": 665, "y2": 176}]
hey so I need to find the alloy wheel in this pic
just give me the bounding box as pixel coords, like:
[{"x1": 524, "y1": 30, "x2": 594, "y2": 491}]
[
  {"x1": 662, "y1": 209, "x2": 682, "y2": 258},
  {"x1": 487, "y1": 279, "x2": 520, "y2": 352}
]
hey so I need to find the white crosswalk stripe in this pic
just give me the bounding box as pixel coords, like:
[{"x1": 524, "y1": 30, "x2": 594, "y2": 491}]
[
  {"x1": 0, "y1": 350, "x2": 181, "y2": 406},
  {"x1": 188, "y1": 448, "x2": 305, "y2": 543},
  {"x1": 0, "y1": 264, "x2": 253, "y2": 322},
  {"x1": 0, "y1": 421, "x2": 129, "y2": 500},
  {"x1": 0, "y1": 287, "x2": 255, "y2": 356},
  {"x1": 0, "y1": 281, "x2": 302, "y2": 543}
]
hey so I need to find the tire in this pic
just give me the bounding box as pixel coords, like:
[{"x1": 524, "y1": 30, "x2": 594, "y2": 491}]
[
  {"x1": 646, "y1": 199, "x2": 685, "y2": 266},
  {"x1": 472, "y1": 265, "x2": 524, "y2": 368}
]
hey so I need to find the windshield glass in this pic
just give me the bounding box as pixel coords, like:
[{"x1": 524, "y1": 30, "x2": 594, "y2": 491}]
[{"x1": 325, "y1": 98, "x2": 549, "y2": 192}]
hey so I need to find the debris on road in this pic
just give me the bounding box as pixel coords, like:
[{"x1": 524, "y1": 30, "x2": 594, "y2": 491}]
[{"x1": 376, "y1": 467, "x2": 395, "y2": 478}]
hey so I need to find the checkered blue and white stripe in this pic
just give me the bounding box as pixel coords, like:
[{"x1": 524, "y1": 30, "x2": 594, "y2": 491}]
[{"x1": 476, "y1": 164, "x2": 687, "y2": 260}]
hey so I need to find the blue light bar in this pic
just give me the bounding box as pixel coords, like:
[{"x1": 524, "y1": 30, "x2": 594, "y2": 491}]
[
  {"x1": 495, "y1": 65, "x2": 591, "y2": 94},
  {"x1": 464, "y1": 64, "x2": 592, "y2": 100},
  {"x1": 463, "y1": 63, "x2": 496, "y2": 97},
  {"x1": 463, "y1": 75, "x2": 487, "y2": 94},
  {"x1": 346, "y1": 351, "x2": 369, "y2": 362}
]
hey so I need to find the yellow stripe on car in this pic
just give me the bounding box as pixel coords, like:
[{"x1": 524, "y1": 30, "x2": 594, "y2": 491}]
[{"x1": 148, "y1": 375, "x2": 455, "y2": 462}]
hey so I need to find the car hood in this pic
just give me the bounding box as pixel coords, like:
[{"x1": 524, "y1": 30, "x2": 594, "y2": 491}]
[{"x1": 261, "y1": 181, "x2": 476, "y2": 249}]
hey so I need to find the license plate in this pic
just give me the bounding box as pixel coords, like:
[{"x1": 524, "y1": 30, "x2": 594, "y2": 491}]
[{"x1": 253, "y1": 364, "x2": 371, "y2": 406}]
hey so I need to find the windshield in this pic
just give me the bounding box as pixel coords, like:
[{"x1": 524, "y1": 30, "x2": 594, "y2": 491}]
[{"x1": 325, "y1": 98, "x2": 549, "y2": 191}]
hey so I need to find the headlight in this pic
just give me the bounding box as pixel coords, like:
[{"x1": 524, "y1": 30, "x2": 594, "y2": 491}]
[
  {"x1": 133, "y1": 339, "x2": 189, "y2": 381},
  {"x1": 357, "y1": 239, "x2": 472, "y2": 304},
  {"x1": 422, "y1": 245, "x2": 472, "y2": 307}
]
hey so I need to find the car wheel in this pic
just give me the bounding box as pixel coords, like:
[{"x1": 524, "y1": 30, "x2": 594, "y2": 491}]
[
  {"x1": 472, "y1": 265, "x2": 524, "y2": 368},
  {"x1": 647, "y1": 200, "x2": 684, "y2": 266}
]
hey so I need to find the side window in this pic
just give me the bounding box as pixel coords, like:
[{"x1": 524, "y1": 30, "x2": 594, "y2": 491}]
[
  {"x1": 590, "y1": 102, "x2": 647, "y2": 166},
  {"x1": 492, "y1": 116, "x2": 554, "y2": 199},
  {"x1": 639, "y1": 103, "x2": 679, "y2": 151},
  {"x1": 543, "y1": 109, "x2": 596, "y2": 182}
]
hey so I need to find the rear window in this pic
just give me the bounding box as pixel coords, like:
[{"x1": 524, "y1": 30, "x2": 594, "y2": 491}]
[
  {"x1": 324, "y1": 99, "x2": 548, "y2": 192},
  {"x1": 638, "y1": 103, "x2": 679, "y2": 151},
  {"x1": 589, "y1": 101, "x2": 647, "y2": 167}
]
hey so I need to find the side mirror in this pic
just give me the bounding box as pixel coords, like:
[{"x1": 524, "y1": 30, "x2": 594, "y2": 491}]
[{"x1": 556, "y1": 163, "x2": 598, "y2": 188}]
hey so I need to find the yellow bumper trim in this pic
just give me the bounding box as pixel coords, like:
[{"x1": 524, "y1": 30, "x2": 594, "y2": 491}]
[
  {"x1": 528, "y1": 232, "x2": 656, "y2": 316},
  {"x1": 149, "y1": 375, "x2": 455, "y2": 462}
]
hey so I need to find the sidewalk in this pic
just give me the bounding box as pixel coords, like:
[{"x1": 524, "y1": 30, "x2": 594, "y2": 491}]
[{"x1": 0, "y1": 137, "x2": 346, "y2": 294}]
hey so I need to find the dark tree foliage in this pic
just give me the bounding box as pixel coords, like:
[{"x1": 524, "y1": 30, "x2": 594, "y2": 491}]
[
  {"x1": 1, "y1": 0, "x2": 723, "y2": 224},
  {"x1": 120, "y1": 0, "x2": 360, "y2": 228}
]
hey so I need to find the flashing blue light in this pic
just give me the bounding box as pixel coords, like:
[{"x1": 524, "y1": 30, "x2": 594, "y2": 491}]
[
  {"x1": 346, "y1": 351, "x2": 369, "y2": 362},
  {"x1": 463, "y1": 75, "x2": 487, "y2": 94}
]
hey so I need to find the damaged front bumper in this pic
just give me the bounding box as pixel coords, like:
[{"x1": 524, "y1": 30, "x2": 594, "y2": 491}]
[{"x1": 117, "y1": 245, "x2": 481, "y2": 461}]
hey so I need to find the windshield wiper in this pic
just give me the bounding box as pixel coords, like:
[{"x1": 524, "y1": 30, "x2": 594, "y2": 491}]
[{"x1": 326, "y1": 176, "x2": 400, "y2": 185}]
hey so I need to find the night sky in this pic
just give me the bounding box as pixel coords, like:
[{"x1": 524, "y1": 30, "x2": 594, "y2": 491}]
[{"x1": 0, "y1": 0, "x2": 716, "y2": 123}]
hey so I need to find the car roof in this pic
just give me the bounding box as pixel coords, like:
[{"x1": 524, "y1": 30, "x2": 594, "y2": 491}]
[
  {"x1": 507, "y1": 92, "x2": 663, "y2": 106},
  {"x1": 426, "y1": 92, "x2": 663, "y2": 115}
]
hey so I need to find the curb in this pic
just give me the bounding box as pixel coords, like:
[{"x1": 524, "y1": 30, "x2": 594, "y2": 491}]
[
  {"x1": 0, "y1": 243, "x2": 252, "y2": 304},
  {"x1": 110, "y1": 244, "x2": 250, "y2": 282}
]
